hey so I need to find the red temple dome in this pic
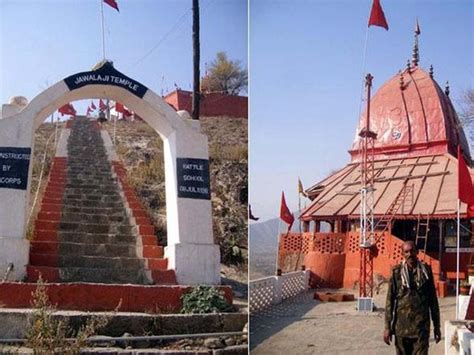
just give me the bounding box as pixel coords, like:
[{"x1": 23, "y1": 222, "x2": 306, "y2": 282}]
[{"x1": 350, "y1": 66, "x2": 470, "y2": 162}]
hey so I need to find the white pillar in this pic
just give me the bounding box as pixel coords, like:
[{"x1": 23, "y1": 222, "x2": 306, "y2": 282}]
[
  {"x1": 0, "y1": 113, "x2": 35, "y2": 280},
  {"x1": 163, "y1": 120, "x2": 220, "y2": 285}
]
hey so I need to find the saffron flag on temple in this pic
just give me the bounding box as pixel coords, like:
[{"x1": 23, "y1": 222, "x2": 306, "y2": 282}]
[
  {"x1": 99, "y1": 99, "x2": 107, "y2": 110},
  {"x1": 368, "y1": 0, "x2": 389, "y2": 30},
  {"x1": 280, "y1": 192, "x2": 294, "y2": 231},
  {"x1": 91, "y1": 101, "x2": 97, "y2": 110},
  {"x1": 458, "y1": 146, "x2": 474, "y2": 217},
  {"x1": 58, "y1": 103, "x2": 76, "y2": 116},
  {"x1": 298, "y1": 177, "x2": 307, "y2": 197},
  {"x1": 104, "y1": 0, "x2": 119, "y2": 12},
  {"x1": 249, "y1": 204, "x2": 259, "y2": 221}
]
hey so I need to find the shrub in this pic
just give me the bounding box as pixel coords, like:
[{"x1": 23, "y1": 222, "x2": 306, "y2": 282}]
[
  {"x1": 26, "y1": 277, "x2": 113, "y2": 354},
  {"x1": 180, "y1": 286, "x2": 232, "y2": 314}
]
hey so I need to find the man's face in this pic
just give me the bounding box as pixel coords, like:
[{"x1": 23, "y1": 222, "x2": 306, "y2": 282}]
[{"x1": 402, "y1": 243, "x2": 418, "y2": 264}]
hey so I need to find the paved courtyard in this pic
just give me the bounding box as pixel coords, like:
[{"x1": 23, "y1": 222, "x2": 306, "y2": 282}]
[{"x1": 250, "y1": 286, "x2": 456, "y2": 354}]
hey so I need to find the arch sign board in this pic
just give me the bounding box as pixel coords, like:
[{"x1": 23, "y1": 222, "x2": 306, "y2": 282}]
[{"x1": 0, "y1": 62, "x2": 220, "y2": 285}]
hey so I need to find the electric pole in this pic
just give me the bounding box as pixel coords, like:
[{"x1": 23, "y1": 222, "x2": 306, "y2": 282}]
[{"x1": 192, "y1": 0, "x2": 200, "y2": 120}]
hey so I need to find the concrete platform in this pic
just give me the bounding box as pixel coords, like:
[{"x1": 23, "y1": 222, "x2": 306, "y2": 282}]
[
  {"x1": 0, "y1": 282, "x2": 232, "y2": 313},
  {"x1": 0, "y1": 308, "x2": 247, "y2": 339}
]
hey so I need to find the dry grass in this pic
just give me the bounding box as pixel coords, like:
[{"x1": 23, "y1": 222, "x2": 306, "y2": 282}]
[{"x1": 26, "y1": 277, "x2": 114, "y2": 354}]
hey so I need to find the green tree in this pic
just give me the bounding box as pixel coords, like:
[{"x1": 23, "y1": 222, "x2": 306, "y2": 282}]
[{"x1": 201, "y1": 52, "x2": 247, "y2": 95}]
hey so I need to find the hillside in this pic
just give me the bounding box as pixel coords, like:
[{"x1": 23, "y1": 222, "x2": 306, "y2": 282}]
[
  {"x1": 30, "y1": 116, "x2": 248, "y2": 279},
  {"x1": 249, "y1": 215, "x2": 329, "y2": 280}
]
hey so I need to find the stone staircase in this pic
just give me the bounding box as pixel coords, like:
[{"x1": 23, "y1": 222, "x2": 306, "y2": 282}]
[{"x1": 27, "y1": 116, "x2": 176, "y2": 285}]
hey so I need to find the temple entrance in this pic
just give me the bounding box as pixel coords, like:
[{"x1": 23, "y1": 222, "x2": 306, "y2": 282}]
[{"x1": 0, "y1": 61, "x2": 220, "y2": 285}]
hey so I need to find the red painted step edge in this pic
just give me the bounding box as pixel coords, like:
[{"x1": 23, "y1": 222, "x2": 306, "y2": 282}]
[
  {"x1": 112, "y1": 160, "x2": 176, "y2": 284},
  {"x1": 0, "y1": 282, "x2": 233, "y2": 313},
  {"x1": 28, "y1": 157, "x2": 67, "y2": 276}
]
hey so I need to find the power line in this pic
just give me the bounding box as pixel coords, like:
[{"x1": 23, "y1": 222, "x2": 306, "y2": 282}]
[
  {"x1": 126, "y1": 0, "x2": 218, "y2": 71},
  {"x1": 126, "y1": 7, "x2": 192, "y2": 70}
]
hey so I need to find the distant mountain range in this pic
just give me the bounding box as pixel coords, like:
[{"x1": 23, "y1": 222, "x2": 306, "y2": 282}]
[
  {"x1": 249, "y1": 215, "x2": 330, "y2": 279},
  {"x1": 249, "y1": 215, "x2": 305, "y2": 279}
]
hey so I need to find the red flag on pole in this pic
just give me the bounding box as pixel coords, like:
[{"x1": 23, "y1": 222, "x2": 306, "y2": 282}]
[
  {"x1": 86, "y1": 106, "x2": 92, "y2": 116},
  {"x1": 104, "y1": 0, "x2": 119, "y2": 12},
  {"x1": 91, "y1": 101, "x2": 97, "y2": 110},
  {"x1": 115, "y1": 102, "x2": 125, "y2": 113},
  {"x1": 368, "y1": 0, "x2": 389, "y2": 30},
  {"x1": 458, "y1": 146, "x2": 474, "y2": 217},
  {"x1": 280, "y1": 192, "x2": 294, "y2": 231},
  {"x1": 58, "y1": 103, "x2": 76, "y2": 116},
  {"x1": 115, "y1": 102, "x2": 132, "y2": 117},
  {"x1": 99, "y1": 99, "x2": 107, "y2": 110}
]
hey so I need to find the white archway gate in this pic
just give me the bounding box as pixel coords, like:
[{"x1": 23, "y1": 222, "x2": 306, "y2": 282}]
[{"x1": 0, "y1": 62, "x2": 220, "y2": 285}]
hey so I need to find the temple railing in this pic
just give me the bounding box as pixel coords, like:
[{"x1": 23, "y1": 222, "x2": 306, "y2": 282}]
[
  {"x1": 249, "y1": 270, "x2": 310, "y2": 314},
  {"x1": 279, "y1": 232, "x2": 347, "y2": 254}
]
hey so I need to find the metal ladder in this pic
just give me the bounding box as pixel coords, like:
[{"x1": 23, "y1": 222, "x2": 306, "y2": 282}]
[
  {"x1": 374, "y1": 183, "x2": 414, "y2": 240},
  {"x1": 415, "y1": 214, "x2": 430, "y2": 256}
]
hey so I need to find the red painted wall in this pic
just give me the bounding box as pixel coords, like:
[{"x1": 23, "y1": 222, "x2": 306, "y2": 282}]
[
  {"x1": 280, "y1": 232, "x2": 444, "y2": 291},
  {"x1": 164, "y1": 90, "x2": 248, "y2": 119}
]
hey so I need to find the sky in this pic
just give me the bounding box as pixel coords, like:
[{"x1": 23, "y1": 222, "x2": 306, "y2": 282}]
[
  {"x1": 250, "y1": 0, "x2": 474, "y2": 223},
  {"x1": 0, "y1": 0, "x2": 248, "y2": 116}
]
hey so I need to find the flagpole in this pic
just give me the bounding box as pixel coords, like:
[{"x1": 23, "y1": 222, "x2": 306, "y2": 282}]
[
  {"x1": 298, "y1": 191, "x2": 302, "y2": 234},
  {"x1": 357, "y1": 26, "x2": 370, "y2": 122},
  {"x1": 456, "y1": 198, "x2": 460, "y2": 320},
  {"x1": 100, "y1": 0, "x2": 106, "y2": 60},
  {"x1": 113, "y1": 106, "x2": 117, "y2": 145},
  {"x1": 275, "y1": 218, "x2": 282, "y2": 275}
]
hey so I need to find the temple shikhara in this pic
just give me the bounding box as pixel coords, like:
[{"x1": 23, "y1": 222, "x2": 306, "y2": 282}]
[{"x1": 278, "y1": 33, "x2": 472, "y2": 298}]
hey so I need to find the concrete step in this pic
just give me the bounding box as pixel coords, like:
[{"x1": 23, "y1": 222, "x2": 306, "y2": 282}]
[
  {"x1": 57, "y1": 232, "x2": 136, "y2": 244},
  {"x1": 58, "y1": 242, "x2": 137, "y2": 257},
  {"x1": 67, "y1": 168, "x2": 111, "y2": 174},
  {"x1": 31, "y1": 239, "x2": 163, "y2": 256},
  {"x1": 62, "y1": 194, "x2": 122, "y2": 203},
  {"x1": 63, "y1": 188, "x2": 119, "y2": 196},
  {"x1": 58, "y1": 222, "x2": 134, "y2": 234},
  {"x1": 64, "y1": 183, "x2": 119, "y2": 190},
  {"x1": 56, "y1": 255, "x2": 144, "y2": 270},
  {"x1": 43, "y1": 197, "x2": 124, "y2": 208},
  {"x1": 59, "y1": 266, "x2": 149, "y2": 284},
  {"x1": 30, "y1": 253, "x2": 168, "y2": 270},
  {"x1": 61, "y1": 206, "x2": 128, "y2": 215},
  {"x1": 26, "y1": 265, "x2": 149, "y2": 284},
  {"x1": 61, "y1": 200, "x2": 125, "y2": 208},
  {"x1": 59, "y1": 212, "x2": 127, "y2": 224},
  {"x1": 67, "y1": 178, "x2": 116, "y2": 185}
]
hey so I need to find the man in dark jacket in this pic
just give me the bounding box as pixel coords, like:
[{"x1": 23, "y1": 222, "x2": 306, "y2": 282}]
[{"x1": 384, "y1": 240, "x2": 441, "y2": 354}]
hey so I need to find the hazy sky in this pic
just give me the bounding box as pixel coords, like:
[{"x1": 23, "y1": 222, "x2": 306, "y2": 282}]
[
  {"x1": 0, "y1": 0, "x2": 248, "y2": 115},
  {"x1": 250, "y1": 0, "x2": 474, "y2": 222}
]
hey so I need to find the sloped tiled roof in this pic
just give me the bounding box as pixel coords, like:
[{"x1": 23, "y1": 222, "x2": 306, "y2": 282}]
[{"x1": 301, "y1": 154, "x2": 470, "y2": 220}]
